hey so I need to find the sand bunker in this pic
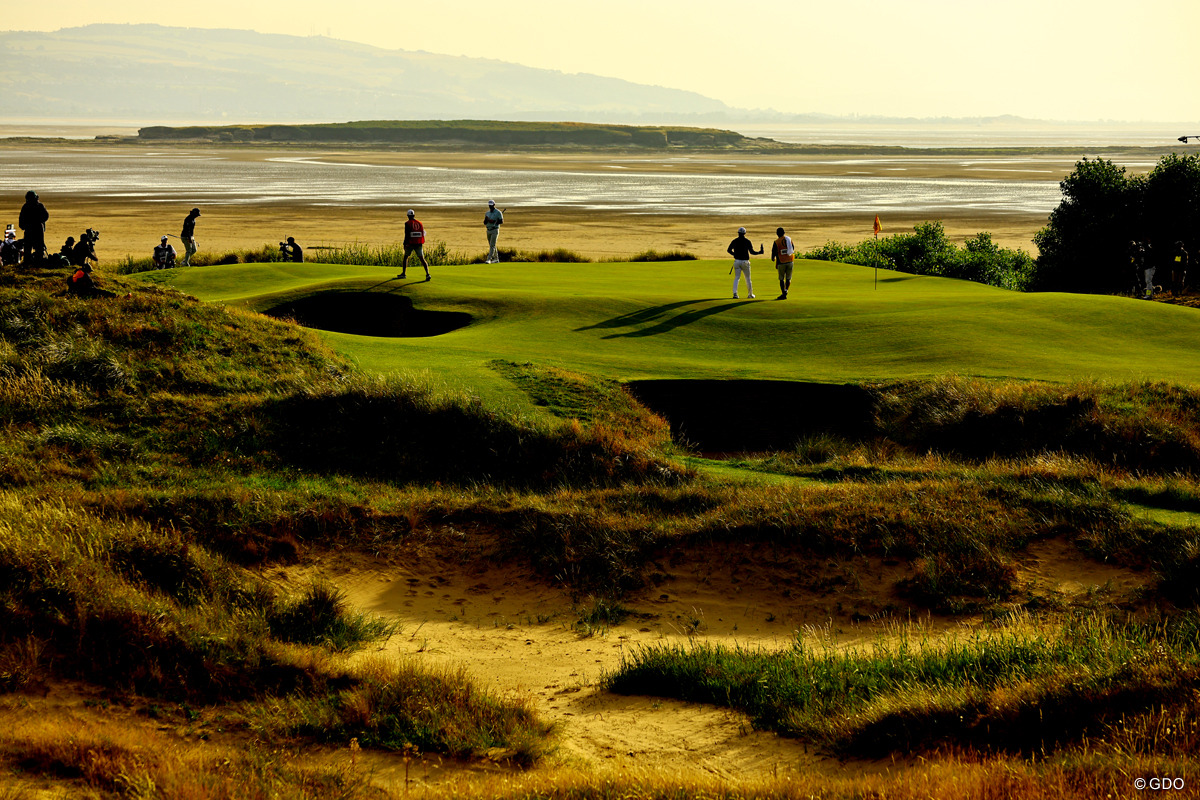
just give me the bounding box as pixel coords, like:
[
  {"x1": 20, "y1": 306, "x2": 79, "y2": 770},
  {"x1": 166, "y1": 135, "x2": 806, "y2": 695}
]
[
  {"x1": 627, "y1": 380, "x2": 875, "y2": 452},
  {"x1": 264, "y1": 291, "x2": 472, "y2": 337}
]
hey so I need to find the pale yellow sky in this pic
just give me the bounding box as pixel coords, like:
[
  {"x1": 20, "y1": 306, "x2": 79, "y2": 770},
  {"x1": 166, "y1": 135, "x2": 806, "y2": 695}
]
[{"x1": 7, "y1": 0, "x2": 1199, "y2": 120}]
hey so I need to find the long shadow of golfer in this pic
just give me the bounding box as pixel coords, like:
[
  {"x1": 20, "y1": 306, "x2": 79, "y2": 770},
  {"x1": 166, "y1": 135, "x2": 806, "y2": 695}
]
[
  {"x1": 365, "y1": 277, "x2": 403, "y2": 292},
  {"x1": 365, "y1": 275, "x2": 438, "y2": 294},
  {"x1": 574, "y1": 299, "x2": 710, "y2": 333},
  {"x1": 599, "y1": 300, "x2": 754, "y2": 339}
]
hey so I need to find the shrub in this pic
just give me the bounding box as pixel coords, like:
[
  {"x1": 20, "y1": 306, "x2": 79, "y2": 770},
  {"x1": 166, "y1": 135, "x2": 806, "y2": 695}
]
[
  {"x1": 266, "y1": 582, "x2": 397, "y2": 651},
  {"x1": 626, "y1": 249, "x2": 698, "y2": 262},
  {"x1": 802, "y1": 223, "x2": 1036, "y2": 290}
]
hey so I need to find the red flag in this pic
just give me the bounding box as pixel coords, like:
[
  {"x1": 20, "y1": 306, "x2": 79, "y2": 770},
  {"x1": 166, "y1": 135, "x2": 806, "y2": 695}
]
[{"x1": 873, "y1": 215, "x2": 882, "y2": 236}]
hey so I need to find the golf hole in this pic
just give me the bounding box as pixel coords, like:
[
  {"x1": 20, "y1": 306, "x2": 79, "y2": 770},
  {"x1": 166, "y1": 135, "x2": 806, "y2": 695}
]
[
  {"x1": 264, "y1": 292, "x2": 472, "y2": 337},
  {"x1": 626, "y1": 379, "x2": 877, "y2": 454}
]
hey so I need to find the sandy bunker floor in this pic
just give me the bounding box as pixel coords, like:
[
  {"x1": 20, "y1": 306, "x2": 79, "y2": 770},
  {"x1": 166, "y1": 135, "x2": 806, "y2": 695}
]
[{"x1": 262, "y1": 533, "x2": 1151, "y2": 790}]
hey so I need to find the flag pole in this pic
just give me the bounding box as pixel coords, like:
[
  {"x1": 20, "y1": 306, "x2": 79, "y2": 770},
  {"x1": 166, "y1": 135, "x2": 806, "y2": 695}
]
[{"x1": 873, "y1": 215, "x2": 882, "y2": 290}]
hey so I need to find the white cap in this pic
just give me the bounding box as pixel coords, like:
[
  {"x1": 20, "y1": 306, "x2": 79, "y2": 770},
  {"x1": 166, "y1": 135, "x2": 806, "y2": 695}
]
[
  {"x1": 488, "y1": 200, "x2": 495, "y2": 207},
  {"x1": 407, "y1": 209, "x2": 415, "y2": 217},
  {"x1": 161, "y1": 235, "x2": 168, "y2": 241},
  {"x1": 738, "y1": 227, "x2": 747, "y2": 235}
]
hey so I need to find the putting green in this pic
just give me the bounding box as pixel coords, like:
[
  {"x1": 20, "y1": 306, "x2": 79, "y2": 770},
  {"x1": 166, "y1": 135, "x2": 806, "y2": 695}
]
[{"x1": 140, "y1": 259, "x2": 1200, "y2": 398}]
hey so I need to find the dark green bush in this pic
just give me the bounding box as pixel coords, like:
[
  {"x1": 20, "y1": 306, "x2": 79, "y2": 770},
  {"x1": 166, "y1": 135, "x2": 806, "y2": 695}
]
[{"x1": 803, "y1": 222, "x2": 1035, "y2": 291}]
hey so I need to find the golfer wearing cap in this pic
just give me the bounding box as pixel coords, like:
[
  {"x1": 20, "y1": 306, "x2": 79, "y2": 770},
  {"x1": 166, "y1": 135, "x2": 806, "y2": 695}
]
[
  {"x1": 483, "y1": 200, "x2": 504, "y2": 264},
  {"x1": 771, "y1": 227, "x2": 796, "y2": 300},
  {"x1": 727, "y1": 226, "x2": 763, "y2": 299},
  {"x1": 401, "y1": 209, "x2": 431, "y2": 281},
  {"x1": 153, "y1": 236, "x2": 176, "y2": 269},
  {"x1": 180, "y1": 207, "x2": 201, "y2": 266}
]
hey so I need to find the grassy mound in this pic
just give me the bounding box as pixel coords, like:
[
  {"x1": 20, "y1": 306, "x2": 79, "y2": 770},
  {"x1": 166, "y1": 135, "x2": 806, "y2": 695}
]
[{"x1": 4, "y1": 255, "x2": 1200, "y2": 794}]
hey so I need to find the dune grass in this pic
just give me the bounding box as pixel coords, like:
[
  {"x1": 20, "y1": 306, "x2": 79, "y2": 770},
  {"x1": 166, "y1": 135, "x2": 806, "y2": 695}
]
[
  {"x1": 604, "y1": 612, "x2": 1200, "y2": 758},
  {"x1": 3, "y1": 255, "x2": 1200, "y2": 794}
]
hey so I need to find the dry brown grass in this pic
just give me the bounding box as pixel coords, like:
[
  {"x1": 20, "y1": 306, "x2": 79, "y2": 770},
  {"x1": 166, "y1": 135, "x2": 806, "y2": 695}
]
[{"x1": 0, "y1": 706, "x2": 378, "y2": 799}]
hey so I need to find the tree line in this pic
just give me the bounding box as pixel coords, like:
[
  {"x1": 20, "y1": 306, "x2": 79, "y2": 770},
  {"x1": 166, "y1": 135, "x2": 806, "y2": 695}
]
[
  {"x1": 805, "y1": 152, "x2": 1199, "y2": 294},
  {"x1": 1032, "y1": 153, "x2": 1199, "y2": 292}
]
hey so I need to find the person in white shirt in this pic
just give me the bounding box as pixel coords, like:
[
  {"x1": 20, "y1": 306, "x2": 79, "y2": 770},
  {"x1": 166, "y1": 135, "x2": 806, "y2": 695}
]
[
  {"x1": 153, "y1": 236, "x2": 176, "y2": 269},
  {"x1": 483, "y1": 200, "x2": 504, "y2": 264}
]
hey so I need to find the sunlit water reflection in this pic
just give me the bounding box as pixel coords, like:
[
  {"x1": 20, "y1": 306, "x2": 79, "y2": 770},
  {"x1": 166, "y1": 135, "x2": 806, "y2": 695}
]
[{"x1": 0, "y1": 148, "x2": 1064, "y2": 216}]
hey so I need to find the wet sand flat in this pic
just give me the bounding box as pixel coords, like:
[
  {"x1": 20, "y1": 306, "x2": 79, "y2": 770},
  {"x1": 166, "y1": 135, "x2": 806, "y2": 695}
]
[{"x1": 1, "y1": 143, "x2": 1055, "y2": 261}]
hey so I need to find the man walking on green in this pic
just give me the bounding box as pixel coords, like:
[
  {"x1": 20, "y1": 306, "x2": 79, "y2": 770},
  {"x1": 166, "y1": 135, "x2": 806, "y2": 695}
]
[
  {"x1": 483, "y1": 200, "x2": 504, "y2": 264},
  {"x1": 771, "y1": 227, "x2": 796, "y2": 300}
]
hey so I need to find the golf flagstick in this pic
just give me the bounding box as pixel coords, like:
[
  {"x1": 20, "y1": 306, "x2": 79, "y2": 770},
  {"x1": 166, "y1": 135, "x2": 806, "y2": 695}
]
[{"x1": 873, "y1": 215, "x2": 882, "y2": 290}]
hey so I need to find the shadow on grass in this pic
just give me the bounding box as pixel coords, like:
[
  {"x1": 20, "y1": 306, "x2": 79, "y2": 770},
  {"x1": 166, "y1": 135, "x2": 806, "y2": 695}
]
[{"x1": 576, "y1": 299, "x2": 752, "y2": 339}]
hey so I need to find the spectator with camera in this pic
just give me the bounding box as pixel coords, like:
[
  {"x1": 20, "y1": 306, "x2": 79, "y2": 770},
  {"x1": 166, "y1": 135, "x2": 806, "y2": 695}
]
[{"x1": 280, "y1": 236, "x2": 303, "y2": 262}]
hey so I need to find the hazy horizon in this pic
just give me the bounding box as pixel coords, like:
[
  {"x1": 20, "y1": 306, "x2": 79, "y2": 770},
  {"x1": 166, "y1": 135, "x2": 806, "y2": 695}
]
[{"x1": 6, "y1": 1, "x2": 1199, "y2": 122}]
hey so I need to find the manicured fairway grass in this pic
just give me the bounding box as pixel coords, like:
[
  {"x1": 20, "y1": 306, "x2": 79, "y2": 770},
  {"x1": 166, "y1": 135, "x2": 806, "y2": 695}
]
[{"x1": 143, "y1": 259, "x2": 1200, "y2": 395}]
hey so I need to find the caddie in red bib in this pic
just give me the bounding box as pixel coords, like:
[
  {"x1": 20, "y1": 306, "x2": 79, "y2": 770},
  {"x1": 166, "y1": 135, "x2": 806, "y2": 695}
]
[{"x1": 401, "y1": 209, "x2": 431, "y2": 281}]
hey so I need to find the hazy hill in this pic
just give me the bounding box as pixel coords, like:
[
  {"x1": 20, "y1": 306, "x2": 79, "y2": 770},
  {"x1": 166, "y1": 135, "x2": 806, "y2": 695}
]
[{"x1": 0, "y1": 24, "x2": 735, "y2": 123}]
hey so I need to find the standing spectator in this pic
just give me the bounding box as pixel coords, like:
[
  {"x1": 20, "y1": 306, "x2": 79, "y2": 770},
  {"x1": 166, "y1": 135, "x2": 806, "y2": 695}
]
[
  {"x1": 771, "y1": 227, "x2": 796, "y2": 300},
  {"x1": 483, "y1": 200, "x2": 504, "y2": 263},
  {"x1": 180, "y1": 207, "x2": 201, "y2": 266},
  {"x1": 18, "y1": 190, "x2": 48, "y2": 267},
  {"x1": 1143, "y1": 241, "x2": 1158, "y2": 299},
  {"x1": 1170, "y1": 241, "x2": 1189, "y2": 295},
  {"x1": 400, "y1": 209, "x2": 431, "y2": 281},
  {"x1": 1129, "y1": 241, "x2": 1145, "y2": 296},
  {"x1": 727, "y1": 226, "x2": 763, "y2": 299}
]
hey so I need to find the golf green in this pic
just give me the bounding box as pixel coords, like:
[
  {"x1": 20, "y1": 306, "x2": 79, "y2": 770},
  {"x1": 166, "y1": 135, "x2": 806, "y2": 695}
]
[{"x1": 142, "y1": 259, "x2": 1200, "y2": 398}]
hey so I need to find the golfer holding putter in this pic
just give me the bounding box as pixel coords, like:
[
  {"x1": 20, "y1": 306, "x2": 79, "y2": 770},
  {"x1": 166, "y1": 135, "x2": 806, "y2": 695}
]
[{"x1": 727, "y1": 226, "x2": 763, "y2": 299}]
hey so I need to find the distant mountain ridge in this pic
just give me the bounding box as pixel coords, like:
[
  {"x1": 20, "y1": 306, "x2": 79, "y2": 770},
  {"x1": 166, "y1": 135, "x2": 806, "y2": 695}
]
[{"x1": 0, "y1": 24, "x2": 736, "y2": 123}]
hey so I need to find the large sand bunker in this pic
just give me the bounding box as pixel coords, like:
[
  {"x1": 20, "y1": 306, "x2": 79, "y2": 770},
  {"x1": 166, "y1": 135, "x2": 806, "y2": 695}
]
[
  {"x1": 264, "y1": 291, "x2": 471, "y2": 337},
  {"x1": 627, "y1": 379, "x2": 875, "y2": 452}
]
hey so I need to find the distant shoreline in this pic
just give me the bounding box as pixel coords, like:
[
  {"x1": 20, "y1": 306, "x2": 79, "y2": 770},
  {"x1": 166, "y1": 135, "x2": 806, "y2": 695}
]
[{"x1": 0, "y1": 135, "x2": 1183, "y2": 161}]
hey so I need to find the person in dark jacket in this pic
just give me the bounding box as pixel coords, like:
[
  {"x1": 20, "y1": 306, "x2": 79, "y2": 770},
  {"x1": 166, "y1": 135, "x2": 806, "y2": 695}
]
[
  {"x1": 181, "y1": 207, "x2": 201, "y2": 266},
  {"x1": 1170, "y1": 241, "x2": 1189, "y2": 296},
  {"x1": 281, "y1": 236, "x2": 303, "y2": 262},
  {"x1": 727, "y1": 226, "x2": 763, "y2": 299},
  {"x1": 70, "y1": 229, "x2": 99, "y2": 270},
  {"x1": 18, "y1": 190, "x2": 48, "y2": 267}
]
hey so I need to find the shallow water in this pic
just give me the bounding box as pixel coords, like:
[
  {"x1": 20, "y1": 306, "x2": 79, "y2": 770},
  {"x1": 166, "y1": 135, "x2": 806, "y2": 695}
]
[{"x1": 0, "y1": 148, "x2": 1063, "y2": 217}]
